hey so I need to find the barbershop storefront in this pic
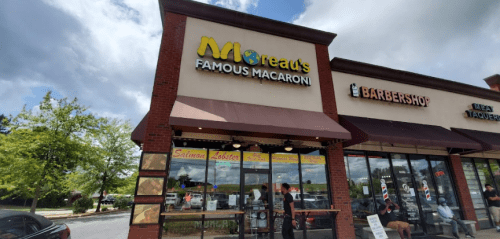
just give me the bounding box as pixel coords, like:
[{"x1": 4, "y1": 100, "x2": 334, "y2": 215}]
[{"x1": 332, "y1": 58, "x2": 500, "y2": 236}]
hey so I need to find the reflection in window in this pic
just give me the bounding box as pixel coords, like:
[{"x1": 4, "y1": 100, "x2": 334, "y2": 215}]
[
  {"x1": 272, "y1": 153, "x2": 299, "y2": 211},
  {"x1": 368, "y1": 153, "x2": 398, "y2": 208},
  {"x1": 489, "y1": 160, "x2": 500, "y2": 191},
  {"x1": 206, "y1": 150, "x2": 241, "y2": 215},
  {"x1": 301, "y1": 151, "x2": 331, "y2": 232},
  {"x1": 243, "y1": 152, "x2": 269, "y2": 169},
  {"x1": 345, "y1": 153, "x2": 373, "y2": 237},
  {"x1": 462, "y1": 158, "x2": 492, "y2": 229}
]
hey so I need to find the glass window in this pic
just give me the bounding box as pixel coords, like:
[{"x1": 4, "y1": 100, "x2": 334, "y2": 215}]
[
  {"x1": 345, "y1": 153, "x2": 373, "y2": 238},
  {"x1": 272, "y1": 153, "x2": 299, "y2": 210},
  {"x1": 24, "y1": 217, "x2": 41, "y2": 235},
  {"x1": 409, "y1": 155, "x2": 439, "y2": 234},
  {"x1": 430, "y1": 156, "x2": 461, "y2": 222},
  {"x1": 206, "y1": 150, "x2": 241, "y2": 218},
  {"x1": 462, "y1": 158, "x2": 492, "y2": 229},
  {"x1": 243, "y1": 151, "x2": 269, "y2": 169},
  {"x1": 489, "y1": 159, "x2": 500, "y2": 190},
  {"x1": 0, "y1": 216, "x2": 25, "y2": 238},
  {"x1": 301, "y1": 150, "x2": 331, "y2": 233},
  {"x1": 475, "y1": 158, "x2": 496, "y2": 228},
  {"x1": 367, "y1": 153, "x2": 398, "y2": 209}
]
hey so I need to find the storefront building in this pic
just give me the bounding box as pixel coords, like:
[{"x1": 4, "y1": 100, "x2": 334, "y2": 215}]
[
  {"x1": 332, "y1": 58, "x2": 500, "y2": 236},
  {"x1": 128, "y1": 1, "x2": 352, "y2": 239},
  {"x1": 128, "y1": 1, "x2": 500, "y2": 239}
]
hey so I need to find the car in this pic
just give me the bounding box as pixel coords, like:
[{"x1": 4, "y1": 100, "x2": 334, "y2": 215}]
[
  {"x1": 127, "y1": 198, "x2": 134, "y2": 207},
  {"x1": 212, "y1": 193, "x2": 229, "y2": 209},
  {"x1": 191, "y1": 194, "x2": 211, "y2": 209},
  {"x1": 0, "y1": 210, "x2": 71, "y2": 239},
  {"x1": 165, "y1": 193, "x2": 181, "y2": 207},
  {"x1": 101, "y1": 195, "x2": 115, "y2": 205},
  {"x1": 292, "y1": 201, "x2": 332, "y2": 230}
]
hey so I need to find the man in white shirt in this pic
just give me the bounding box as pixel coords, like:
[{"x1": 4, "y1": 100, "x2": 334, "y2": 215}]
[{"x1": 437, "y1": 198, "x2": 474, "y2": 238}]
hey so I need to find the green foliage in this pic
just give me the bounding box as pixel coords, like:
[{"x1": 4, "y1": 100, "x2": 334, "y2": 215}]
[
  {"x1": 0, "y1": 92, "x2": 100, "y2": 213},
  {"x1": 101, "y1": 206, "x2": 108, "y2": 212},
  {"x1": 163, "y1": 217, "x2": 237, "y2": 235},
  {"x1": 112, "y1": 196, "x2": 130, "y2": 209},
  {"x1": 73, "y1": 197, "x2": 94, "y2": 213},
  {"x1": 0, "y1": 114, "x2": 10, "y2": 135},
  {"x1": 115, "y1": 169, "x2": 138, "y2": 195},
  {"x1": 69, "y1": 119, "x2": 138, "y2": 212}
]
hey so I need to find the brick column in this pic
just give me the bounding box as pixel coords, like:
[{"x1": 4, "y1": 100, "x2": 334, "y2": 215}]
[
  {"x1": 327, "y1": 144, "x2": 356, "y2": 239},
  {"x1": 128, "y1": 12, "x2": 187, "y2": 239},
  {"x1": 448, "y1": 154, "x2": 480, "y2": 230},
  {"x1": 316, "y1": 43, "x2": 355, "y2": 238}
]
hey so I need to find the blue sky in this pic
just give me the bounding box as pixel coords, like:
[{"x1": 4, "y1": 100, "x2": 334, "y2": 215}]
[{"x1": 2, "y1": 0, "x2": 500, "y2": 127}]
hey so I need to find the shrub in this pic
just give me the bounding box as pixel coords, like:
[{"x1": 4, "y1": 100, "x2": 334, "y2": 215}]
[
  {"x1": 113, "y1": 196, "x2": 130, "y2": 209},
  {"x1": 72, "y1": 197, "x2": 94, "y2": 214},
  {"x1": 102, "y1": 206, "x2": 108, "y2": 212}
]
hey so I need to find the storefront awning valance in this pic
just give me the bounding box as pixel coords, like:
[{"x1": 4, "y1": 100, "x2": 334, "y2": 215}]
[
  {"x1": 339, "y1": 115, "x2": 482, "y2": 150},
  {"x1": 451, "y1": 128, "x2": 500, "y2": 151},
  {"x1": 169, "y1": 96, "x2": 351, "y2": 140}
]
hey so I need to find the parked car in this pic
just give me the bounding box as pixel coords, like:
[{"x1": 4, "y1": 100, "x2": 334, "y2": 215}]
[
  {"x1": 0, "y1": 210, "x2": 71, "y2": 239},
  {"x1": 292, "y1": 201, "x2": 332, "y2": 230},
  {"x1": 212, "y1": 193, "x2": 229, "y2": 209},
  {"x1": 101, "y1": 195, "x2": 116, "y2": 205},
  {"x1": 165, "y1": 193, "x2": 181, "y2": 206},
  {"x1": 191, "y1": 194, "x2": 211, "y2": 209},
  {"x1": 127, "y1": 198, "x2": 134, "y2": 207}
]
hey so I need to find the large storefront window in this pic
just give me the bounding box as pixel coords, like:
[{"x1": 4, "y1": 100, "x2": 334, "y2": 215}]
[
  {"x1": 461, "y1": 158, "x2": 500, "y2": 229},
  {"x1": 345, "y1": 153, "x2": 373, "y2": 238},
  {"x1": 345, "y1": 151, "x2": 461, "y2": 236},
  {"x1": 164, "y1": 146, "x2": 331, "y2": 239}
]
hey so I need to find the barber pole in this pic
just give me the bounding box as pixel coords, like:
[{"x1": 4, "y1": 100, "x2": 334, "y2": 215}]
[{"x1": 423, "y1": 180, "x2": 431, "y2": 201}]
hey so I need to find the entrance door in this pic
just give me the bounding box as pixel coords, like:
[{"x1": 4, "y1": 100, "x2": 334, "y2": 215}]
[
  {"x1": 391, "y1": 157, "x2": 425, "y2": 234},
  {"x1": 241, "y1": 170, "x2": 273, "y2": 239}
]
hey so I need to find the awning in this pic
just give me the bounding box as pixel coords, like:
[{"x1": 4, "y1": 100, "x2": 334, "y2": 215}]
[
  {"x1": 451, "y1": 128, "x2": 500, "y2": 151},
  {"x1": 131, "y1": 113, "x2": 148, "y2": 147},
  {"x1": 169, "y1": 96, "x2": 351, "y2": 140},
  {"x1": 340, "y1": 115, "x2": 482, "y2": 151}
]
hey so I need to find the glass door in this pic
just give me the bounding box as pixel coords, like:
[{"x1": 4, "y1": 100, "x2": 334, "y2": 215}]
[
  {"x1": 391, "y1": 155, "x2": 424, "y2": 234},
  {"x1": 242, "y1": 171, "x2": 273, "y2": 239}
]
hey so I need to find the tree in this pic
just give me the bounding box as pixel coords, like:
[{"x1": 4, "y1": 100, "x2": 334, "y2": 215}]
[
  {"x1": 70, "y1": 119, "x2": 138, "y2": 212},
  {"x1": 115, "y1": 169, "x2": 139, "y2": 195},
  {"x1": 0, "y1": 92, "x2": 99, "y2": 213},
  {"x1": 0, "y1": 114, "x2": 10, "y2": 134}
]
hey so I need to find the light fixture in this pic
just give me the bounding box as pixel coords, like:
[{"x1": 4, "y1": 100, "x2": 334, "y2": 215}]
[
  {"x1": 316, "y1": 137, "x2": 319, "y2": 140},
  {"x1": 198, "y1": 127, "x2": 202, "y2": 130},
  {"x1": 233, "y1": 142, "x2": 241, "y2": 149},
  {"x1": 183, "y1": 141, "x2": 188, "y2": 147},
  {"x1": 284, "y1": 140, "x2": 293, "y2": 152}
]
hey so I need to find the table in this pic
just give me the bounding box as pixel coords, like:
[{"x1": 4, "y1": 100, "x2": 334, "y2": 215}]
[
  {"x1": 161, "y1": 210, "x2": 245, "y2": 216},
  {"x1": 274, "y1": 209, "x2": 341, "y2": 239}
]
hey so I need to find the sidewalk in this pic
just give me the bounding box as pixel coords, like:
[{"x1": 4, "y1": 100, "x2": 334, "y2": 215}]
[{"x1": 39, "y1": 207, "x2": 129, "y2": 220}]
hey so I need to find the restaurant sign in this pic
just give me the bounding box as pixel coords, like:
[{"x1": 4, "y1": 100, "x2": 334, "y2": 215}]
[
  {"x1": 465, "y1": 103, "x2": 500, "y2": 122},
  {"x1": 195, "y1": 36, "x2": 312, "y2": 86},
  {"x1": 350, "y1": 83, "x2": 430, "y2": 107}
]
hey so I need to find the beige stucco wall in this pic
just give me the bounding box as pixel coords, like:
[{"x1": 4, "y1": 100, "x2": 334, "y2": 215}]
[
  {"x1": 332, "y1": 71, "x2": 500, "y2": 134},
  {"x1": 177, "y1": 17, "x2": 323, "y2": 112}
]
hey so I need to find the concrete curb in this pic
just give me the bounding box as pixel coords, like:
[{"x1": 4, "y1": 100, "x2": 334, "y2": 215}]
[{"x1": 47, "y1": 209, "x2": 131, "y2": 220}]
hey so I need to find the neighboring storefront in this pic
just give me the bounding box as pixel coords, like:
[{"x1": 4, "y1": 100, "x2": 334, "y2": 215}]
[
  {"x1": 127, "y1": 1, "x2": 500, "y2": 239},
  {"x1": 331, "y1": 58, "x2": 500, "y2": 236}
]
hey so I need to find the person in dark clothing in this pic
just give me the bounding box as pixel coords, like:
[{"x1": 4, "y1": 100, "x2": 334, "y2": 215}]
[
  {"x1": 259, "y1": 184, "x2": 269, "y2": 205},
  {"x1": 281, "y1": 183, "x2": 296, "y2": 239},
  {"x1": 484, "y1": 184, "x2": 500, "y2": 232},
  {"x1": 379, "y1": 198, "x2": 411, "y2": 239}
]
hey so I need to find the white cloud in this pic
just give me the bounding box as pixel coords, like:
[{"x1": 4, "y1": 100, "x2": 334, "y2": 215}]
[
  {"x1": 193, "y1": 0, "x2": 258, "y2": 12},
  {"x1": 293, "y1": 0, "x2": 500, "y2": 87}
]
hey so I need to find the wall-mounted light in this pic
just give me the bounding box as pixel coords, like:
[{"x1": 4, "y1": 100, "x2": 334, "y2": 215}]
[
  {"x1": 198, "y1": 127, "x2": 202, "y2": 130},
  {"x1": 284, "y1": 140, "x2": 293, "y2": 152},
  {"x1": 233, "y1": 142, "x2": 241, "y2": 149}
]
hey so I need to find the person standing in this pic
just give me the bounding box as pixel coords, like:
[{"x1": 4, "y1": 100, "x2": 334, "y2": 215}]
[
  {"x1": 281, "y1": 183, "x2": 296, "y2": 239},
  {"x1": 437, "y1": 197, "x2": 474, "y2": 238},
  {"x1": 484, "y1": 184, "x2": 500, "y2": 232},
  {"x1": 378, "y1": 198, "x2": 412, "y2": 239}
]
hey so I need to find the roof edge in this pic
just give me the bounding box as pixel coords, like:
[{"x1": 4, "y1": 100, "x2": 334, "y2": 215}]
[
  {"x1": 330, "y1": 57, "x2": 500, "y2": 102},
  {"x1": 158, "y1": 0, "x2": 337, "y2": 46}
]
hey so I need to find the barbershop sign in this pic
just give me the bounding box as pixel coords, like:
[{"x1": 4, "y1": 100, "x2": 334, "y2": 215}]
[
  {"x1": 350, "y1": 83, "x2": 430, "y2": 107},
  {"x1": 195, "y1": 36, "x2": 312, "y2": 86},
  {"x1": 465, "y1": 103, "x2": 500, "y2": 122}
]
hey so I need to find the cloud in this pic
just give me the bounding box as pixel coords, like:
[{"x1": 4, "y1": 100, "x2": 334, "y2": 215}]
[
  {"x1": 194, "y1": 0, "x2": 259, "y2": 12},
  {"x1": 0, "y1": 0, "x2": 161, "y2": 125},
  {"x1": 293, "y1": 0, "x2": 500, "y2": 88}
]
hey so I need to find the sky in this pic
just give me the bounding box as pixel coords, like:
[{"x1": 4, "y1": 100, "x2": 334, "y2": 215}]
[{"x1": 2, "y1": 0, "x2": 500, "y2": 127}]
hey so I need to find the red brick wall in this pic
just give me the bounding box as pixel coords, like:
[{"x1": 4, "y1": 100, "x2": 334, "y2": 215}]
[
  {"x1": 448, "y1": 154, "x2": 480, "y2": 230},
  {"x1": 128, "y1": 12, "x2": 187, "y2": 239},
  {"x1": 316, "y1": 43, "x2": 355, "y2": 238}
]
